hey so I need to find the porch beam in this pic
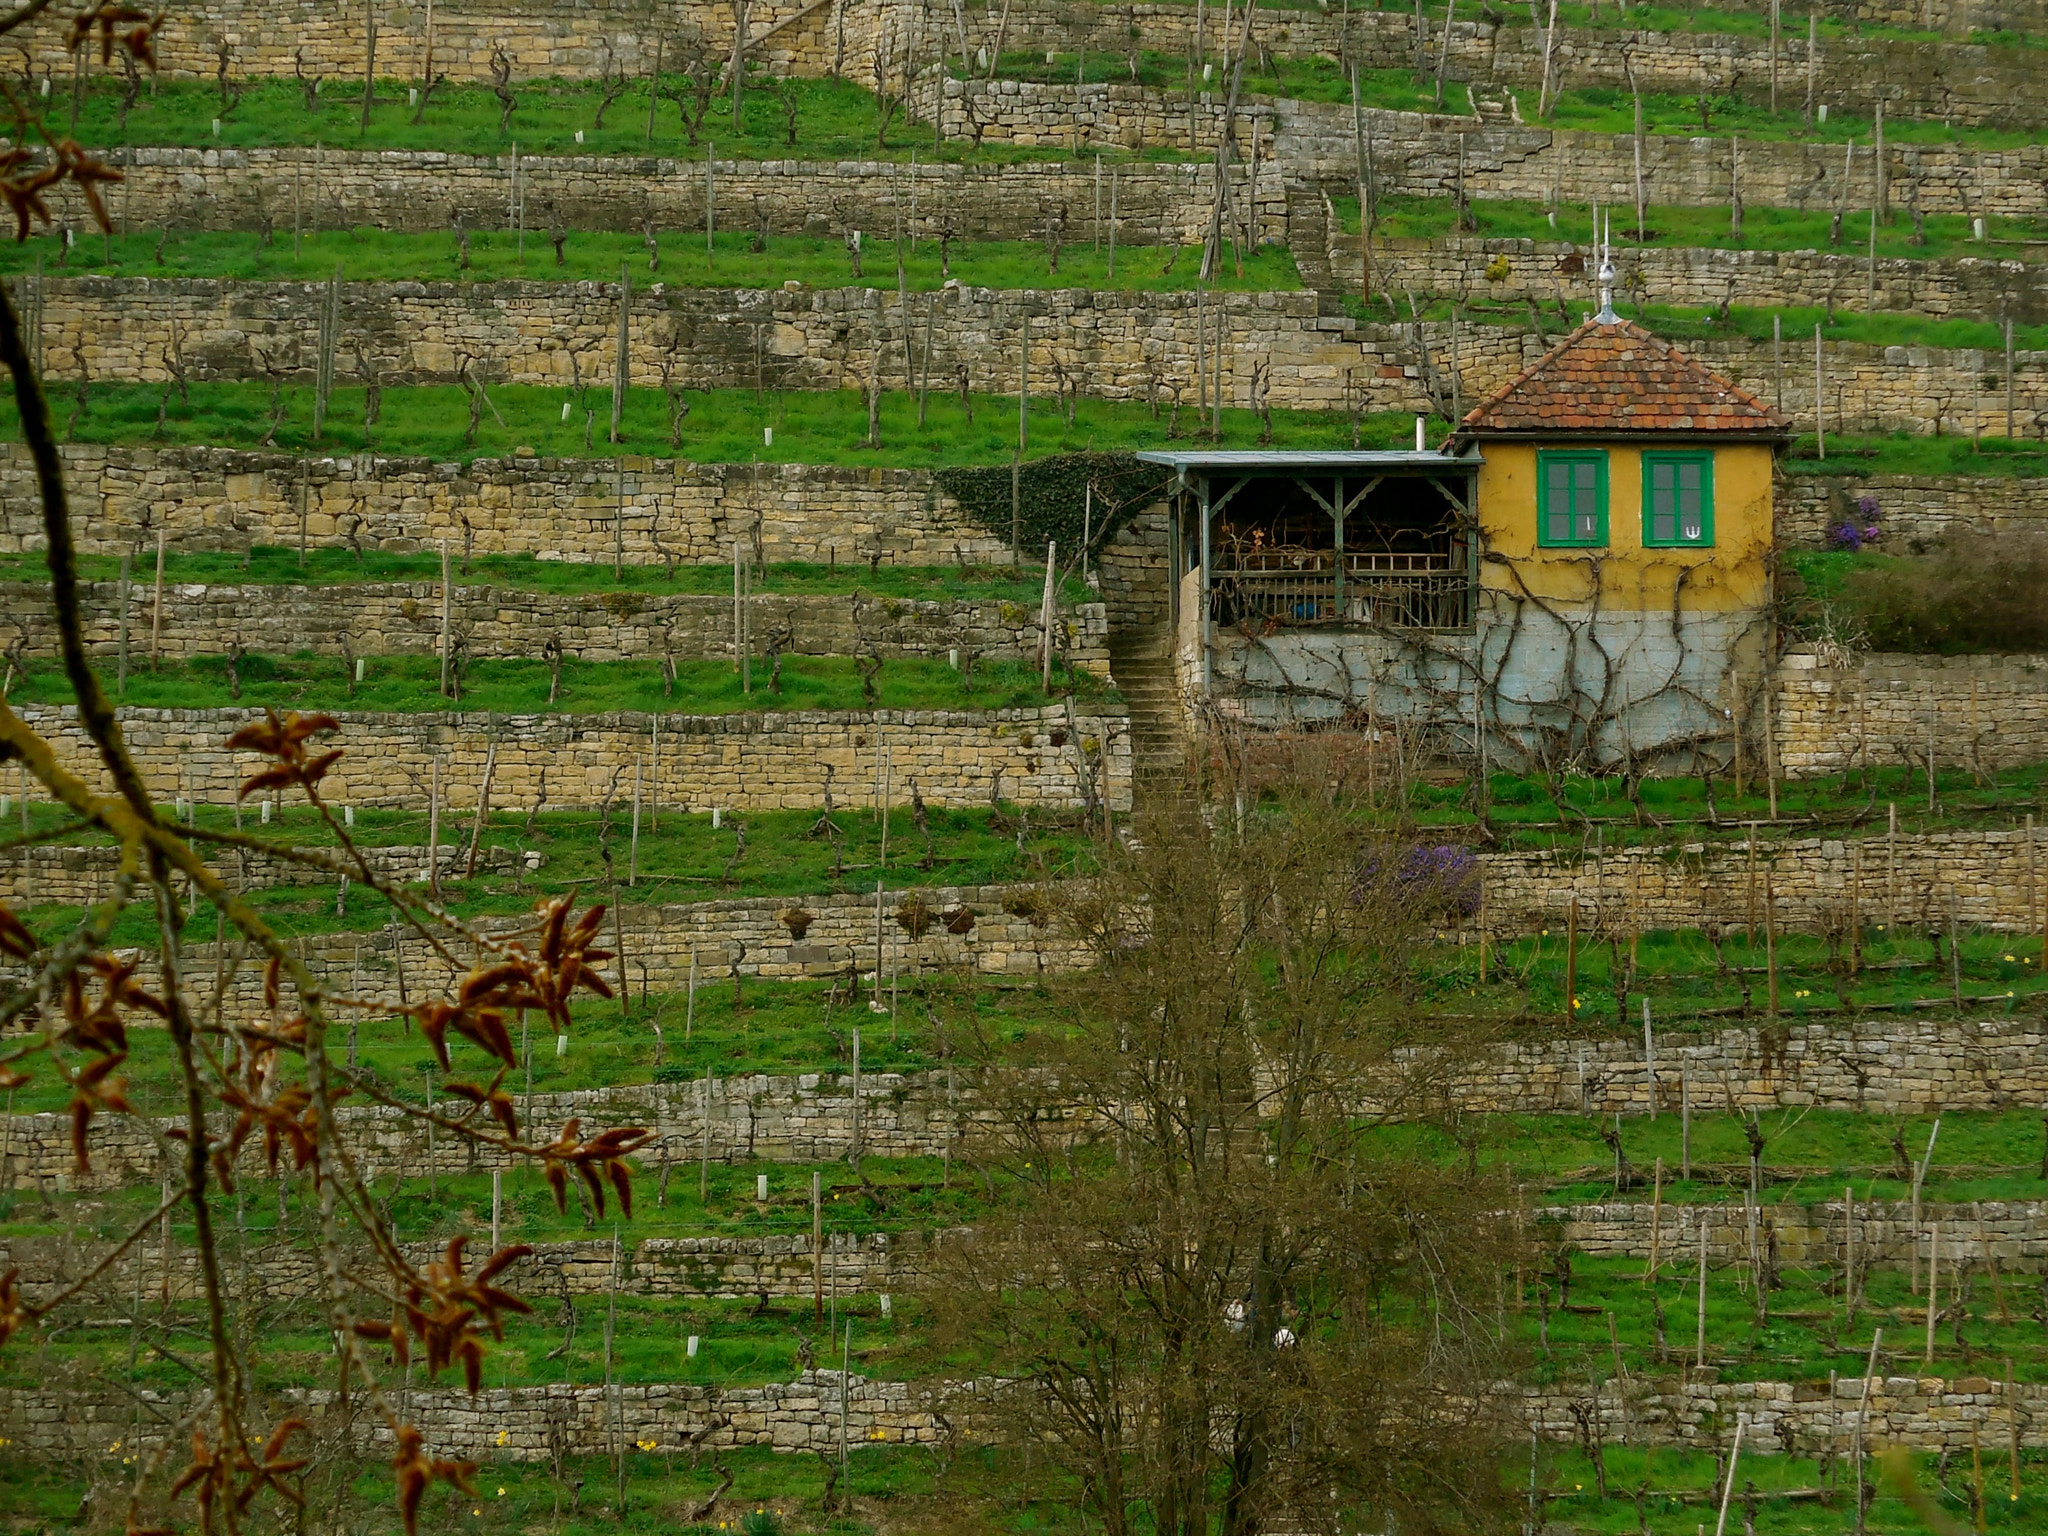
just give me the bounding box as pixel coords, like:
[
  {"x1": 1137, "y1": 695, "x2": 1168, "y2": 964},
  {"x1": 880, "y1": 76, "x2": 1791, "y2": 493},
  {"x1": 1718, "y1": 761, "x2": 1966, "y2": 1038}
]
[{"x1": 1429, "y1": 475, "x2": 1473, "y2": 519}]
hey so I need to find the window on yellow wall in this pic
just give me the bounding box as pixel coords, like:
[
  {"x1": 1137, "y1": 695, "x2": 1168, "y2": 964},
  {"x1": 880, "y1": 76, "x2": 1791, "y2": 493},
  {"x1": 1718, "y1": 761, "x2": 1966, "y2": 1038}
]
[
  {"x1": 1642, "y1": 451, "x2": 1714, "y2": 547},
  {"x1": 1536, "y1": 451, "x2": 1607, "y2": 547}
]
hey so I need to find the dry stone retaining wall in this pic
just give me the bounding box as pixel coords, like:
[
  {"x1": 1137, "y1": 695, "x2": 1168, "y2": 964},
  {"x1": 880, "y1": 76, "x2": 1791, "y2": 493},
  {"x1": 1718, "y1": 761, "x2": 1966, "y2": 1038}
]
[
  {"x1": 1773, "y1": 646, "x2": 2048, "y2": 778},
  {"x1": 1364, "y1": 236, "x2": 2048, "y2": 326},
  {"x1": 1475, "y1": 826, "x2": 2048, "y2": 935},
  {"x1": 916, "y1": 81, "x2": 2048, "y2": 218},
  {"x1": 11, "y1": 702, "x2": 1133, "y2": 813},
  {"x1": 1811, "y1": 0, "x2": 2048, "y2": 29},
  {"x1": 1435, "y1": 1017, "x2": 2048, "y2": 1121},
  {"x1": 69, "y1": 126, "x2": 2048, "y2": 250},
  {"x1": 16, "y1": 0, "x2": 888, "y2": 85},
  {"x1": 89, "y1": 146, "x2": 1252, "y2": 242},
  {"x1": 0, "y1": 1019, "x2": 2038, "y2": 1193},
  {"x1": 1284, "y1": 102, "x2": 2048, "y2": 220},
  {"x1": 0, "y1": 877, "x2": 1093, "y2": 1023},
  {"x1": 1550, "y1": 1199, "x2": 2048, "y2": 1271},
  {"x1": 0, "y1": 446, "x2": 1009, "y2": 565},
  {"x1": 1776, "y1": 471, "x2": 2048, "y2": 546},
  {"x1": 3, "y1": 1194, "x2": 2034, "y2": 1319},
  {"x1": 0, "y1": 1374, "x2": 953, "y2": 1462},
  {"x1": 15, "y1": 275, "x2": 2047, "y2": 433},
  {"x1": 19, "y1": 278, "x2": 1408, "y2": 415},
  {"x1": 17, "y1": 0, "x2": 2038, "y2": 115},
  {"x1": 268, "y1": 880, "x2": 1092, "y2": 995},
  {"x1": 9, "y1": 824, "x2": 2043, "y2": 939},
  {"x1": 1525, "y1": 1372, "x2": 2048, "y2": 1457},
  {"x1": 0, "y1": 1229, "x2": 926, "y2": 1306},
  {"x1": 0, "y1": 577, "x2": 1111, "y2": 672},
  {"x1": 0, "y1": 1072, "x2": 975, "y2": 1194},
  {"x1": 936, "y1": 5, "x2": 2042, "y2": 128},
  {"x1": 14, "y1": 442, "x2": 2019, "y2": 590},
  {"x1": 5, "y1": 1372, "x2": 2047, "y2": 1461},
  {"x1": 0, "y1": 841, "x2": 534, "y2": 906}
]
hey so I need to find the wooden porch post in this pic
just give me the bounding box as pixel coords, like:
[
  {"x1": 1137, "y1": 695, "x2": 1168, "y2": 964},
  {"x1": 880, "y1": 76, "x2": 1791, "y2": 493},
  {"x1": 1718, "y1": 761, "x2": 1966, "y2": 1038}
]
[
  {"x1": 1199, "y1": 476, "x2": 1213, "y2": 692},
  {"x1": 1332, "y1": 473, "x2": 1346, "y2": 621}
]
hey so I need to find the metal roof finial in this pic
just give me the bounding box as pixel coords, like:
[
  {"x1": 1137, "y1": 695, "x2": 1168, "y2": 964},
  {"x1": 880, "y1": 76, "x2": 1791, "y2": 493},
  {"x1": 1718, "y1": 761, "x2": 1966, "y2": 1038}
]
[{"x1": 1595, "y1": 212, "x2": 1617, "y2": 325}]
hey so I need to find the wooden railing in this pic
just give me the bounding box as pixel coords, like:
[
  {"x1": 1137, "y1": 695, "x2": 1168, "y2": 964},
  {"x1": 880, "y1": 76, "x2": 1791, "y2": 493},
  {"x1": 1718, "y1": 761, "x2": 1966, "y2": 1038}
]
[{"x1": 1210, "y1": 553, "x2": 1472, "y2": 630}]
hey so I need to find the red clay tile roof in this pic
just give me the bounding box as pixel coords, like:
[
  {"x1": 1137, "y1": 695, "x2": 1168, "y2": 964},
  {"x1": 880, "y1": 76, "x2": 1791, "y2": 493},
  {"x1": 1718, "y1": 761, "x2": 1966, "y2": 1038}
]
[{"x1": 1459, "y1": 319, "x2": 1791, "y2": 436}]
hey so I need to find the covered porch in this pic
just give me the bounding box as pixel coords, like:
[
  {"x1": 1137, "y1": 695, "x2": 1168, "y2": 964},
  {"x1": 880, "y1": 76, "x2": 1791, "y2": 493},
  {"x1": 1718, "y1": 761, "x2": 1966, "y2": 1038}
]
[{"x1": 1138, "y1": 449, "x2": 1481, "y2": 700}]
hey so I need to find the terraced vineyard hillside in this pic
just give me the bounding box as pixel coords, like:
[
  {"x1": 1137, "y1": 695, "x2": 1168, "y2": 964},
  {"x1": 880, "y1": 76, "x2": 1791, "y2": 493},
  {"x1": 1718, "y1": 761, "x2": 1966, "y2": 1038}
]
[{"x1": 4, "y1": 1, "x2": 2048, "y2": 1533}]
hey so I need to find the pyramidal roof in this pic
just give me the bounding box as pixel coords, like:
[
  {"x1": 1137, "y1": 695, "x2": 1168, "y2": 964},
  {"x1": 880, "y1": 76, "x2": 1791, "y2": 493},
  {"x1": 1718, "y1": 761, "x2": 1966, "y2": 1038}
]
[{"x1": 1459, "y1": 319, "x2": 1790, "y2": 437}]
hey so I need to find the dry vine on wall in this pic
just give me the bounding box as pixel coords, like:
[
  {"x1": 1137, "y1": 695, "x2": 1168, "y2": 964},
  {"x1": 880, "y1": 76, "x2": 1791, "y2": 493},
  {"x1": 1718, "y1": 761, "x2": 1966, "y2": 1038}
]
[{"x1": 1207, "y1": 491, "x2": 1772, "y2": 776}]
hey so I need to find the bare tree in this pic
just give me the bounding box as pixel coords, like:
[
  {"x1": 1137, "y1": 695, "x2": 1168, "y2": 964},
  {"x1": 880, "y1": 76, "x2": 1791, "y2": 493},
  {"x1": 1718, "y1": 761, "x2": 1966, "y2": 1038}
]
[{"x1": 922, "y1": 790, "x2": 1526, "y2": 1536}]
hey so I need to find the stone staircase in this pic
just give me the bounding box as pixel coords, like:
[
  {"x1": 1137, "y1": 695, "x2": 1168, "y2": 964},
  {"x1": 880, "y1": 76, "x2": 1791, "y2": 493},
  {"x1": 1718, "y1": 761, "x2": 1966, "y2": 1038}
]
[
  {"x1": 1107, "y1": 625, "x2": 1190, "y2": 800},
  {"x1": 1285, "y1": 181, "x2": 1335, "y2": 296}
]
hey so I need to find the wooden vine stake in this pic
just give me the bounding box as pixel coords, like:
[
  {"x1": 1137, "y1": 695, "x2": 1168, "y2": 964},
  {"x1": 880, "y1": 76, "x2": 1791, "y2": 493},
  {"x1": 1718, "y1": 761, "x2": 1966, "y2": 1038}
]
[
  {"x1": 1563, "y1": 896, "x2": 1578, "y2": 1027},
  {"x1": 1694, "y1": 1220, "x2": 1707, "y2": 1369},
  {"x1": 438, "y1": 539, "x2": 453, "y2": 696},
  {"x1": 462, "y1": 736, "x2": 496, "y2": 877},
  {"x1": 359, "y1": 0, "x2": 377, "y2": 131},
  {"x1": 1745, "y1": 823, "x2": 1758, "y2": 945},
  {"x1": 150, "y1": 528, "x2": 165, "y2": 667},
  {"x1": 426, "y1": 755, "x2": 442, "y2": 901},
  {"x1": 115, "y1": 549, "x2": 131, "y2": 694},
  {"x1": 1712, "y1": 1413, "x2": 1746, "y2": 1536},
  {"x1": 2008, "y1": 1358, "x2": 2022, "y2": 1504},
  {"x1": 2035, "y1": 812, "x2": 2048, "y2": 965},
  {"x1": 629, "y1": 755, "x2": 642, "y2": 885},
  {"x1": 1642, "y1": 996, "x2": 1655, "y2": 1119},
  {"x1": 1844, "y1": 1183, "x2": 1857, "y2": 1323},
  {"x1": 1910, "y1": 1116, "x2": 1941, "y2": 1295},
  {"x1": 1949, "y1": 884, "x2": 1964, "y2": 1010},
  {"x1": 1850, "y1": 842, "x2": 1863, "y2": 975},
  {"x1": 1853, "y1": 1328, "x2": 1883, "y2": 1536},
  {"x1": 313, "y1": 265, "x2": 341, "y2": 437},
  {"x1": 1680, "y1": 1065, "x2": 1690, "y2": 1180},
  {"x1": 611, "y1": 260, "x2": 630, "y2": 444},
  {"x1": 1762, "y1": 684, "x2": 1779, "y2": 819},
  {"x1": 1039, "y1": 540, "x2": 1057, "y2": 692},
  {"x1": 1644, "y1": 1156, "x2": 1663, "y2": 1283},
  {"x1": 1764, "y1": 873, "x2": 1778, "y2": 1018},
  {"x1": 699, "y1": 1066, "x2": 713, "y2": 1200},
  {"x1": 1476, "y1": 874, "x2": 1488, "y2": 985},
  {"x1": 1925, "y1": 1219, "x2": 1941, "y2": 1364}
]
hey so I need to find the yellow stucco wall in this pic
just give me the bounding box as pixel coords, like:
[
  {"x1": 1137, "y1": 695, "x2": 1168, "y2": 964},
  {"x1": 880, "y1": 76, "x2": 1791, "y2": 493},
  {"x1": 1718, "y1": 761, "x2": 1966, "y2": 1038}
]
[{"x1": 1474, "y1": 440, "x2": 1775, "y2": 615}]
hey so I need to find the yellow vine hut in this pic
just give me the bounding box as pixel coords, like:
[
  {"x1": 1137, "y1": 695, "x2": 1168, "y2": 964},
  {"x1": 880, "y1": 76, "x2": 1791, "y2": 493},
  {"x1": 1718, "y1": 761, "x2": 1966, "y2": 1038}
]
[
  {"x1": 1144, "y1": 309, "x2": 1789, "y2": 767},
  {"x1": 1451, "y1": 316, "x2": 1790, "y2": 764}
]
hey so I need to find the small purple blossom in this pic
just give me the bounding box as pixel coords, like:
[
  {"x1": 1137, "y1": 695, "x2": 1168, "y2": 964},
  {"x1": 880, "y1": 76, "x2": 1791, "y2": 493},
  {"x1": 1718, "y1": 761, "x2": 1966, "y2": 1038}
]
[
  {"x1": 1358, "y1": 843, "x2": 1481, "y2": 916},
  {"x1": 1830, "y1": 496, "x2": 1883, "y2": 552}
]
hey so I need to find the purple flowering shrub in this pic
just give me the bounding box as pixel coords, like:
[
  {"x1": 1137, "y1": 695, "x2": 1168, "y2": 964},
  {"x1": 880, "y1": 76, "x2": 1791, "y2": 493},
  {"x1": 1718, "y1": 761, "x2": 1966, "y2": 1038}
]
[
  {"x1": 1828, "y1": 495, "x2": 1882, "y2": 552},
  {"x1": 1358, "y1": 843, "x2": 1481, "y2": 917}
]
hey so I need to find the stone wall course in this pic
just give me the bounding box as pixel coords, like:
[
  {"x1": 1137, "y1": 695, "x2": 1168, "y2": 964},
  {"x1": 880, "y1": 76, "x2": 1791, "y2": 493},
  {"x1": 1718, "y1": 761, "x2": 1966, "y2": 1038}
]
[
  {"x1": 1777, "y1": 471, "x2": 2048, "y2": 547},
  {"x1": 0, "y1": 447, "x2": 1013, "y2": 566},
  {"x1": 1773, "y1": 646, "x2": 2048, "y2": 777},
  {"x1": 10, "y1": 702, "x2": 1133, "y2": 813},
  {"x1": 11, "y1": 274, "x2": 2045, "y2": 435},
  {"x1": 10, "y1": 824, "x2": 2043, "y2": 938},
  {"x1": 6, "y1": 1371, "x2": 2048, "y2": 1461},
  {"x1": 0, "y1": 576, "x2": 1111, "y2": 673},
  {"x1": 0, "y1": 1018, "x2": 2037, "y2": 1192}
]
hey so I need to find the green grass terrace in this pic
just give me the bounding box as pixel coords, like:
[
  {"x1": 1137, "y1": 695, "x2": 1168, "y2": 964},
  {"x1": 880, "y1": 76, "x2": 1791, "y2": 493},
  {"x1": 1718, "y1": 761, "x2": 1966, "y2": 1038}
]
[
  {"x1": 0, "y1": 229, "x2": 1302, "y2": 293},
  {"x1": 0, "y1": 547, "x2": 1093, "y2": 606},
  {"x1": 0, "y1": 381, "x2": 1427, "y2": 465}
]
